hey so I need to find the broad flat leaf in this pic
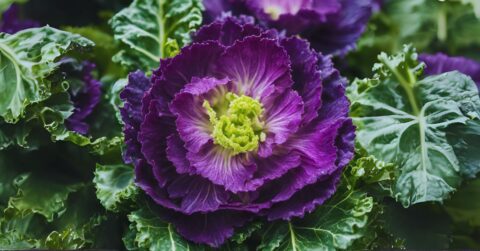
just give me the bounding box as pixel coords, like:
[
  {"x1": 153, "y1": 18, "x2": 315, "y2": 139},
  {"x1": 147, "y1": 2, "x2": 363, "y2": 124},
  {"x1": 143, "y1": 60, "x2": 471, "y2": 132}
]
[
  {"x1": 0, "y1": 27, "x2": 93, "y2": 122},
  {"x1": 127, "y1": 207, "x2": 197, "y2": 251},
  {"x1": 447, "y1": 118, "x2": 480, "y2": 178},
  {"x1": 109, "y1": 0, "x2": 203, "y2": 71},
  {"x1": 258, "y1": 190, "x2": 373, "y2": 251},
  {"x1": 348, "y1": 45, "x2": 480, "y2": 207},
  {"x1": 93, "y1": 164, "x2": 137, "y2": 212}
]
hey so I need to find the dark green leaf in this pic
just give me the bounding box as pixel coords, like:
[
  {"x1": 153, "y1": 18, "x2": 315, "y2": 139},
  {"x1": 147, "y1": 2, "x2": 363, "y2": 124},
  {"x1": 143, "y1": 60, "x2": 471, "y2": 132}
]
[
  {"x1": 0, "y1": 27, "x2": 93, "y2": 122},
  {"x1": 0, "y1": 120, "x2": 30, "y2": 150},
  {"x1": 258, "y1": 190, "x2": 373, "y2": 251},
  {"x1": 44, "y1": 186, "x2": 107, "y2": 249},
  {"x1": 109, "y1": 0, "x2": 203, "y2": 71},
  {"x1": 230, "y1": 221, "x2": 262, "y2": 245},
  {"x1": 348, "y1": 153, "x2": 396, "y2": 190},
  {"x1": 445, "y1": 178, "x2": 480, "y2": 226},
  {"x1": 94, "y1": 163, "x2": 138, "y2": 212},
  {"x1": 5, "y1": 173, "x2": 82, "y2": 222},
  {"x1": 108, "y1": 78, "x2": 127, "y2": 124},
  {"x1": 384, "y1": 202, "x2": 452, "y2": 249},
  {"x1": 127, "y1": 206, "x2": 197, "y2": 251},
  {"x1": 348, "y1": 45, "x2": 480, "y2": 206}
]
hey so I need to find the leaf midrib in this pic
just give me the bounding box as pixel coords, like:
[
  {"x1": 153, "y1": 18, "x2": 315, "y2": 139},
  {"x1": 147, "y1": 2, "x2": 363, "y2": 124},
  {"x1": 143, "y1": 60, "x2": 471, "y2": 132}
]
[
  {"x1": 418, "y1": 104, "x2": 429, "y2": 198},
  {"x1": 0, "y1": 41, "x2": 24, "y2": 117},
  {"x1": 379, "y1": 54, "x2": 436, "y2": 199},
  {"x1": 157, "y1": 0, "x2": 165, "y2": 58}
]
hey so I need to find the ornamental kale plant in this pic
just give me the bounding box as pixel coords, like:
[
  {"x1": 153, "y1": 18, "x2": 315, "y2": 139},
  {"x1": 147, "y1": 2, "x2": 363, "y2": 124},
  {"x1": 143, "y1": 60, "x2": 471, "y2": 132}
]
[
  {"x1": 203, "y1": 0, "x2": 374, "y2": 55},
  {"x1": 348, "y1": 45, "x2": 480, "y2": 206},
  {"x1": 1, "y1": 0, "x2": 480, "y2": 250},
  {"x1": 120, "y1": 15, "x2": 355, "y2": 247}
]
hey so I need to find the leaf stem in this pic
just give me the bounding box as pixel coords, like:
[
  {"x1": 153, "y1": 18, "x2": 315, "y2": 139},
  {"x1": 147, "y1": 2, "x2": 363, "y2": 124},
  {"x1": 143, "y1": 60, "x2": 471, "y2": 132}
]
[
  {"x1": 157, "y1": 0, "x2": 165, "y2": 58},
  {"x1": 288, "y1": 222, "x2": 298, "y2": 251},
  {"x1": 381, "y1": 57, "x2": 421, "y2": 115}
]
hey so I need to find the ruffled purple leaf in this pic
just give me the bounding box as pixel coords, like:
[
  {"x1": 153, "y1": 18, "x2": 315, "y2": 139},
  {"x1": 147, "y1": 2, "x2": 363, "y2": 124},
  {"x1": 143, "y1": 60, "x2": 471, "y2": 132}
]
[
  {"x1": 420, "y1": 53, "x2": 480, "y2": 87},
  {"x1": 301, "y1": 0, "x2": 373, "y2": 55},
  {"x1": 120, "y1": 71, "x2": 151, "y2": 164},
  {"x1": 121, "y1": 15, "x2": 355, "y2": 247},
  {"x1": 202, "y1": 0, "x2": 373, "y2": 55},
  {"x1": 64, "y1": 61, "x2": 101, "y2": 135}
]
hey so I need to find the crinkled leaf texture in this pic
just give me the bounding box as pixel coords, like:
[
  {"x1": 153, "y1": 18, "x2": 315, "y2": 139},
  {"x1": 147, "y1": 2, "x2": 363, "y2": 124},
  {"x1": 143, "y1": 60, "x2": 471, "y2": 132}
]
[
  {"x1": 258, "y1": 190, "x2": 373, "y2": 251},
  {"x1": 94, "y1": 164, "x2": 138, "y2": 212},
  {"x1": 0, "y1": 151, "x2": 109, "y2": 250},
  {"x1": 0, "y1": 26, "x2": 94, "y2": 123},
  {"x1": 348, "y1": 152, "x2": 397, "y2": 196},
  {"x1": 0, "y1": 120, "x2": 30, "y2": 150},
  {"x1": 109, "y1": 78, "x2": 128, "y2": 124},
  {"x1": 109, "y1": 0, "x2": 203, "y2": 71},
  {"x1": 348, "y1": 45, "x2": 480, "y2": 207},
  {"x1": 125, "y1": 206, "x2": 198, "y2": 251},
  {"x1": 5, "y1": 173, "x2": 82, "y2": 222},
  {"x1": 0, "y1": 89, "x2": 122, "y2": 152}
]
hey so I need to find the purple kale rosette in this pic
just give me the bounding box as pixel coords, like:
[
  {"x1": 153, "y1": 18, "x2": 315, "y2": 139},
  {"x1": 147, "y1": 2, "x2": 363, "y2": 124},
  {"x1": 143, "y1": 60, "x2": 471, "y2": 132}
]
[
  {"x1": 419, "y1": 53, "x2": 480, "y2": 87},
  {"x1": 120, "y1": 16, "x2": 355, "y2": 247},
  {"x1": 0, "y1": 4, "x2": 39, "y2": 34},
  {"x1": 203, "y1": 0, "x2": 373, "y2": 55},
  {"x1": 60, "y1": 59, "x2": 102, "y2": 135}
]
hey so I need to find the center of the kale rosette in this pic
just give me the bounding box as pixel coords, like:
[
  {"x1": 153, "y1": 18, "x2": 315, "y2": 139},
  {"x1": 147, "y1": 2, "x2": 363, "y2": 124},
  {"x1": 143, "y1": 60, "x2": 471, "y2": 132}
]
[
  {"x1": 263, "y1": 2, "x2": 304, "y2": 20},
  {"x1": 264, "y1": 5, "x2": 283, "y2": 20},
  {"x1": 203, "y1": 92, "x2": 266, "y2": 154}
]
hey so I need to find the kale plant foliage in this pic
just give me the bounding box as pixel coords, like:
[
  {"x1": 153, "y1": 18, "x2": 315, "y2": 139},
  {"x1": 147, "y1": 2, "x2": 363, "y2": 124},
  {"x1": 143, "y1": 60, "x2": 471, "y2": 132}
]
[
  {"x1": 348, "y1": 45, "x2": 480, "y2": 206},
  {"x1": 1, "y1": 0, "x2": 480, "y2": 250}
]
